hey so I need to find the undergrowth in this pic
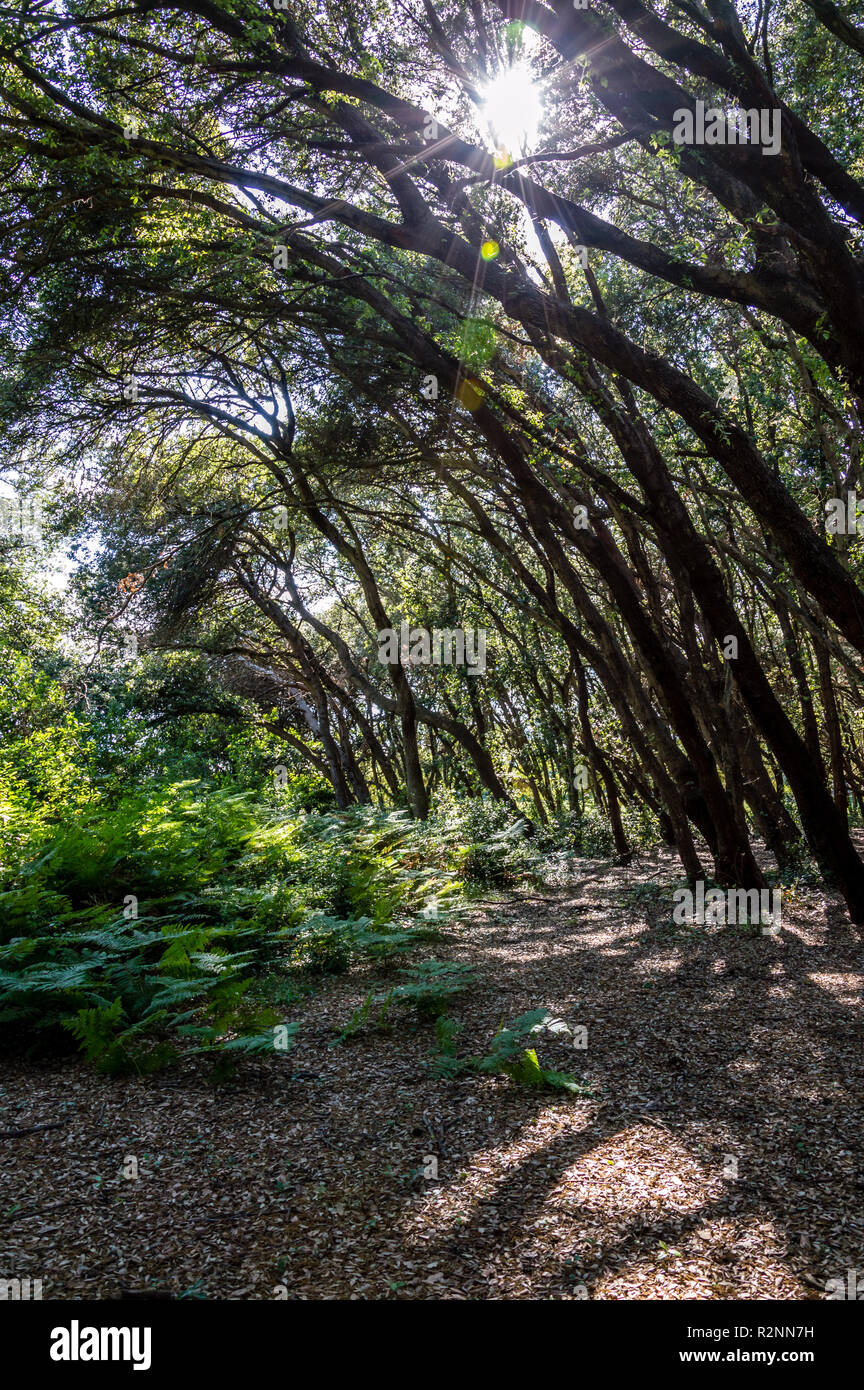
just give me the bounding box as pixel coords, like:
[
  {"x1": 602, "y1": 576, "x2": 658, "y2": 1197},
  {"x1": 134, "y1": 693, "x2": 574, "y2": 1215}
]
[
  {"x1": 0, "y1": 779, "x2": 652, "y2": 1078},
  {"x1": 431, "y1": 1008, "x2": 591, "y2": 1094},
  {"x1": 0, "y1": 784, "x2": 465, "y2": 1075}
]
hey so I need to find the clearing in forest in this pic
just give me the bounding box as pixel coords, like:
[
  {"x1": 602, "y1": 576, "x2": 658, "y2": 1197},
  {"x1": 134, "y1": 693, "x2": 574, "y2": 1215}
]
[{"x1": 2, "y1": 849, "x2": 860, "y2": 1302}]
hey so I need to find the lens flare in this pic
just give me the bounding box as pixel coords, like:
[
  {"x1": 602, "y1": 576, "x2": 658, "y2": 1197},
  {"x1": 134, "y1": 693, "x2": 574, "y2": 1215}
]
[{"x1": 481, "y1": 64, "x2": 543, "y2": 158}]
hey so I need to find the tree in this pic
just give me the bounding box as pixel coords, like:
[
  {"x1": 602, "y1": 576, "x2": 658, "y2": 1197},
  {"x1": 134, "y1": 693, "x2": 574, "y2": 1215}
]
[{"x1": 3, "y1": 0, "x2": 864, "y2": 913}]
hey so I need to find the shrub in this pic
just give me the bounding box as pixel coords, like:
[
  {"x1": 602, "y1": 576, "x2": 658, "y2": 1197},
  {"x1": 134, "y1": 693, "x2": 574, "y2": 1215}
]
[
  {"x1": 431, "y1": 1009, "x2": 591, "y2": 1094},
  {"x1": 0, "y1": 787, "x2": 468, "y2": 1071}
]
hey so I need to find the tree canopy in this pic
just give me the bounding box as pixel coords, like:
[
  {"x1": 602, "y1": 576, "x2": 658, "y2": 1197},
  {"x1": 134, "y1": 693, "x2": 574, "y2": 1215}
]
[{"x1": 3, "y1": 0, "x2": 864, "y2": 917}]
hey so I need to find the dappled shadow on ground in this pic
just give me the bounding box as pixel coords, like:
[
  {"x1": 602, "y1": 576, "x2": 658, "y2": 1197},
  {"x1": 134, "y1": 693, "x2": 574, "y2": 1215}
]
[{"x1": 1, "y1": 848, "x2": 862, "y2": 1299}]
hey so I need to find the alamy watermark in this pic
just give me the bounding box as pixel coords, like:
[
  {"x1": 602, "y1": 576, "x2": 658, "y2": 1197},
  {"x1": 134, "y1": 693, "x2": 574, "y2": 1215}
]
[
  {"x1": 826, "y1": 1269, "x2": 864, "y2": 1299},
  {"x1": 50, "y1": 1322, "x2": 151, "y2": 1370},
  {"x1": 0, "y1": 1276, "x2": 42, "y2": 1299},
  {"x1": 826, "y1": 491, "x2": 863, "y2": 534},
  {"x1": 672, "y1": 100, "x2": 781, "y2": 156},
  {"x1": 672, "y1": 881, "x2": 782, "y2": 933},
  {"x1": 0, "y1": 495, "x2": 42, "y2": 542},
  {"x1": 377, "y1": 622, "x2": 486, "y2": 675}
]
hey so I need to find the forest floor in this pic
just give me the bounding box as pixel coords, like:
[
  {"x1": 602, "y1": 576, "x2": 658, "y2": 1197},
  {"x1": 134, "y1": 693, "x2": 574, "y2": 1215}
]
[{"x1": 2, "y1": 846, "x2": 863, "y2": 1301}]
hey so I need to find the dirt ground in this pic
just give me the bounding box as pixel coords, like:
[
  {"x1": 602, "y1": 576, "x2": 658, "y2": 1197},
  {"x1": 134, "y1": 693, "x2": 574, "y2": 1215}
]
[{"x1": 2, "y1": 847, "x2": 862, "y2": 1300}]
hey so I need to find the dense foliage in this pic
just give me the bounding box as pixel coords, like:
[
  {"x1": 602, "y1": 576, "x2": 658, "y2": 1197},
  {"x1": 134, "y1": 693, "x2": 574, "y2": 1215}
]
[{"x1": 3, "y1": 0, "x2": 864, "y2": 1065}]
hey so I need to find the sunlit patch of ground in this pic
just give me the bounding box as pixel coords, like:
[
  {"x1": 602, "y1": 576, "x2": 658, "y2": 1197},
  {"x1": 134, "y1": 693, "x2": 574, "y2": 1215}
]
[{"x1": 1, "y1": 847, "x2": 861, "y2": 1300}]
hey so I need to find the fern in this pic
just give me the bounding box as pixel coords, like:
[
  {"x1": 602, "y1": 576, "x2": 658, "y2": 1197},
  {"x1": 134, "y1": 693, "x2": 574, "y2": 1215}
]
[
  {"x1": 62, "y1": 997, "x2": 125, "y2": 1063},
  {"x1": 429, "y1": 1010, "x2": 591, "y2": 1093},
  {"x1": 0, "y1": 789, "x2": 472, "y2": 1072}
]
